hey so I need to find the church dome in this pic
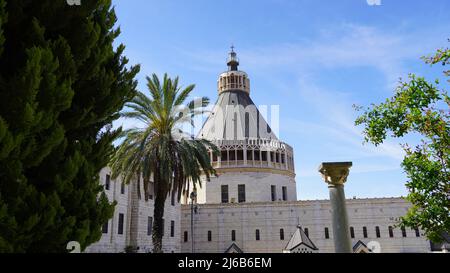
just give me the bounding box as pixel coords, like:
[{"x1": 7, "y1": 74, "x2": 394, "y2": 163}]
[
  {"x1": 197, "y1": 47, "x2": 295, "y2": 176},
  {"x1": 188, "y1": 47, "x2": 296, "y2": 205}
]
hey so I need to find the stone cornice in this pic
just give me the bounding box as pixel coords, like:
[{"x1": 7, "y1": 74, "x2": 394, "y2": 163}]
[
  {"x1": 214, "y1": 167, "x2": 296, "y2": 178},
  {"x1": 180, "y1": 197, "x2": 409, "y2": 210}
]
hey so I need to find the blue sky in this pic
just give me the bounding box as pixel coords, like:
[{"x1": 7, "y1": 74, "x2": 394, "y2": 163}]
[{"x1": 111, "y1": 0, "x2": 450, "y2": 200}]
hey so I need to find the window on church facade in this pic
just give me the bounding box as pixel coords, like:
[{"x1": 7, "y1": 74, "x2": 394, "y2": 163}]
[
  {"x1": 221, "y1": 185, "x2": 229, "y2": 203},
  {"x1": 325, "y1": 227, "x2": 329, "y2": 239},
  {"x1": 414, "y1": 227, "x2": 420, "y2": 237},
  {"x1": 282, "y1": 186, "x2": 287, "y2": 201},
  {"x1": 170, "y1": 221, "x2": 175, "y2": 237},
  {"x1": 389, "y1": 226, "x2": 394, "y2": 238},
  {"x1": 229, "y1": 149, "x2": 236, "y2": 161},
  {"x1": 255, "y1": 229, "x2": 260, "y2": 241},
  {"x1": 254, "y1": 150, "x2": 260, "y2": 161},
  {"x1": 231, "y1": 230, "x2": 236, "y2": 241},
  {"x1": 118, "y1": 213, "x2": 124, "y2": 235},
  {"x1": 238, "y1": 184, "x2": 245, "y2": 203},
  {"x1": 363, "y1": 226, "x2": 368, "y2": 238},
  {"x1": 280, "y1": 229, "x2": 284, "y2": 240},
  {"x1": 246, "y1": 149, "x2": 253, "y2": 160},
  {"x1": 171, "y1": 192, "x2": 175, "y2": 206},
  {"x1": 105, "y1": 174, "x2": 110, "y2": 190},
  {"x1": 148, "y1": 182, "x2": 154, "y2": 200},
  {"x1": 184, "y1": 231, "x2": 188, "y2": 242},
  {"x1": 401, "y1": 226, "x2": 407, "y2": 237},
  {"x1": 376, "y1": 226, "x2": 380, "y2": 238},
  {"x1": 221, "y1": 150, "x2": 228, "y2": 161},
  {"x1": 120, "y1": 182, "x2": 125, "y2": 194},
  {"x1": 304, "y1": 228, "x2": 309, "y2": 237},
  {"x1": 147, "y1": 217, "x2": 152, "y2": 236},
  {"x1": 208, "y1": 231, "x2": 212, "y2": 242},
  {"x1": 261, "y1": 151, "x2": 267, "y2": 161},
  {"x1": 237, "y1": 150, "x2": 243, "y2": 161},
  {"x1": 350, "y1": 227, "x2": 355, "y2": 238},
  {"x1": 271, "y1": 185, "x2": 276, "y2": 201}
]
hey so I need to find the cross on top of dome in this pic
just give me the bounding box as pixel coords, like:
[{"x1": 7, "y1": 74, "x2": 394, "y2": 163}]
[{"x1": 227, "y1": 45, "x2": 239, "y2": 71}]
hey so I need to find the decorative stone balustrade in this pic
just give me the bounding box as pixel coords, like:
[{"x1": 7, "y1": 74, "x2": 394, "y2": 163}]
[{"x1": 203, "y1": 138, "x2": 295, "y2": 173}]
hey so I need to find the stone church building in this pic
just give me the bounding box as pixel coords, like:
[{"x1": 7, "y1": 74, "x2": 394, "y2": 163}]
[{"x1": 86, "y1": 49, "x2": 433, "y2": 253}]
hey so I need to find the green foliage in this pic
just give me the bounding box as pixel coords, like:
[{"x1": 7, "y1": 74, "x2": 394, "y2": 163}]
[
  {"x1": 0, "y1": 0, "x2": 139, "y2": 252},
  {"x1": 110, "y1": 73, "x2": 218, "y2": 253},
  {"x1": 355, "y1": 42, "x2": 450, "y2": 243},
  {"x1": 124, "y1": 245, "x2": 137, "y2": 253}
]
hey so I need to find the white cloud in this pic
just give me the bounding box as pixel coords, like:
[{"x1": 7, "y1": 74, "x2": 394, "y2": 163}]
[
  {"x1": 177, "y1": 23, "x2": 445, "y2": 88},
  {"x1": 295, "y1": 77, "x2": 405, "y2": 158}
]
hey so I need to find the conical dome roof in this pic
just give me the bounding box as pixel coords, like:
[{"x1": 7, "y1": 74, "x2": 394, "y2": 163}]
[
  {"x1": 198, "y1": 90, "x2": 278, "y2": 140},
  {"x1": 197, "y1": 48, "x2": 278, "y2": 141}
]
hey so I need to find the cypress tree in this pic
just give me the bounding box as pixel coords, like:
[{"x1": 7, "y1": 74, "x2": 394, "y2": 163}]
[{"x1": 0, "y1": 0, "x2": 139, "y2": 252}]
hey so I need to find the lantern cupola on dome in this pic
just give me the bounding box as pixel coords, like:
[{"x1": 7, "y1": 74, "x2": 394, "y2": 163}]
[{"x1": 217, "y1": 46, "x2": 250, "y2": 95}]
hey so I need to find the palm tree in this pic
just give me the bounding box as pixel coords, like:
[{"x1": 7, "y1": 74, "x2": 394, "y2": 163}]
[{"x1": 110, "y1": 73, "x2": 218, "y2": 253}]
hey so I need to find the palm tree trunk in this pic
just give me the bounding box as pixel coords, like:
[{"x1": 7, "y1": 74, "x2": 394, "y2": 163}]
[{"x1": 152, "y1": 181, "x2": 167, "y2": 253}]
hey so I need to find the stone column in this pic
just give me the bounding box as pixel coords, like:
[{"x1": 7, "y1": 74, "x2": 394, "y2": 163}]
[
  {"x1": 319, "y1": 162, "x2": 353, "y2": 253},
  {"x1": 243, "y1": 147, "x2": 247, "y2": 165}
]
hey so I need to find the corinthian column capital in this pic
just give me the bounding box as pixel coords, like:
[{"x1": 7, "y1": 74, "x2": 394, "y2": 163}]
[{"x1": 318, "y1": 162, "x2": 353, "y2": 186}]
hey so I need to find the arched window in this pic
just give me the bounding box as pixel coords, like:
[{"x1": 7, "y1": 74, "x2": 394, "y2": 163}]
[
  {"x1": 221, "y1": 150, "x2": 228, "y2": 161},
  {"x1": 254, "y1": 150, "x2": 260, "y2": 161},
  {"x1": 229, "y1": 149, "x2": 236, "y2": 161},
  {"x1": 237, "y1": 150, "x2": 243, "y2": 160},
  {"x1": 246, "y1": 149, "x2": 253, "y2": 161},
  {"x1": 261, "y1": 151, "x2": 267, "y2": 161}
]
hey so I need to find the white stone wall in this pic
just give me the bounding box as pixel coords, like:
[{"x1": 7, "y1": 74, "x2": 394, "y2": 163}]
[
  {"x1": 180, "y1": 198, "x2": 431, "y2": 253},
  {"x1": 85, "y1": 168, "x2": 181, "y2": 253},
  {"x1": 186, "y1": 171, "x2": 297, "y2": 204},
  {"x1": 130, "y1": 193, "x2": 181, "y2": 253}
]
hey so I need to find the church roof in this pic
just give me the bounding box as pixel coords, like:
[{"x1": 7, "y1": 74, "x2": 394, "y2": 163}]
[
  {"x1": 353, "y1": 240, "x2": 371, "y2": 253},
  {"x1": 225, "y1": 243, "x2": 243, "y2": 253},
  {"x1": 197, "y1": 90, "x2": 278, "y2": 140},
  {"x1": 197, "y1": 48, "x2": 278, "y2": 141},
  {"x1": 284, "y1": 225, "x2": 318, "y2": 251}
]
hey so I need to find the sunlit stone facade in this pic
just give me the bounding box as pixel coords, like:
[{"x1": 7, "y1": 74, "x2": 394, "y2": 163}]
[
  {"x1": 87, "y1": 49, "x2": 434, "y2": 253},
  {"x1": 85, "y1": 167, "x2": 181, "y2": 253},
  {"x1": 179, "y1": 49, "x2": 432, "y2": 253},
  {"x1": 180, "y1": 198, "x2": 430, "y2": 253}
]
